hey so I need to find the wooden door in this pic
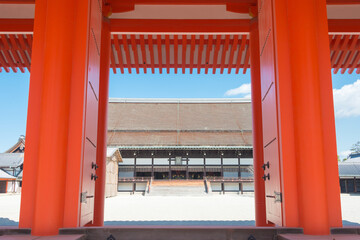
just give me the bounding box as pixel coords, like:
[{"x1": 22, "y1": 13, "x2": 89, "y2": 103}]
[
  {"x1": 79, "y1": 0, "x2": 101, "y2": 226},
  {"x1": 258, "y1": 0, "x2": 283, "y2": 226}
]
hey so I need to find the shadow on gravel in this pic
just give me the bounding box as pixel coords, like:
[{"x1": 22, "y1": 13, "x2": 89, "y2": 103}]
[
  {"x1": 105, "y1": 220, "x2": 360, "y2": 227},
  {"x1": 104, "y1": 220, "x2": 256, "y2": 226},
  {"x1": 0, "y1": 219, "x2": 358, "y2": 227},
  {"x1": 0, "y1": 218, "x2": 18, "y2": 226},
  {"x1": 343, "y1": 220, "x2": 360, "y2": 226}
]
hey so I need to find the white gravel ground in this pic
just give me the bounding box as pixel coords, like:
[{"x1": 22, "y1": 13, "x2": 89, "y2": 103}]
[
  {"x1": 0, "y1": 193, "x2": 359, "y2": 226},
  {"x1": 105, "y1": 193, "x2": 255, "y2": 225}
]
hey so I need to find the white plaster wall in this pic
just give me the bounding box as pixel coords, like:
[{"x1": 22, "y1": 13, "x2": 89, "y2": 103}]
[{"x1": 106, "y1": 158, "x2": 119, "y2": 198}]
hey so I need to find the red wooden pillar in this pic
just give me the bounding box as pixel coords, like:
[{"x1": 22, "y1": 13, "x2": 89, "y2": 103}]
[
  {"x1": 19, "y1": 0, "x2": 47, "y2": 229},
  {"x1": 92, "y1": 18, "x2": 111, "y2": 226},
  {"x1": 249, "y1": 17, "x2": 268, "y2": 227},
  {"x1": 258, "y1": 0, "x2": 342, "y2": 235},
  {"x1": 19, "y1": 0, "x2": 103, "y2": 236}
]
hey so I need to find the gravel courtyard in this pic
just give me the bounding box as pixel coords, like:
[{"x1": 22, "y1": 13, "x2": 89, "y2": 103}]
[{"x1": 0, "y1": 193, "x2": 359, "y2": 226}]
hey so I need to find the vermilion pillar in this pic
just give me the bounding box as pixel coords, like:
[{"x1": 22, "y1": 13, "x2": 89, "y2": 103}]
[
  {"x1": 258, "y1": 0, "x2": 342, "y2": 235},
  {"x1": 249, "y1": 18, "x2": 268, "y2": 227},
  {"x1": 19, "y1": 0, "x2": 47, "y2": 229},
  {"x1": 92, "y1": 18, "x2": 111, "y2": 226},
  {"x1": 19, "y1": 0, "x2": 103, "y2": 236}
]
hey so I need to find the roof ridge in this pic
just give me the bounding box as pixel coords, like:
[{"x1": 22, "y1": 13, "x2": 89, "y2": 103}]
[{"x1": 108, "y1": 98, "x2": 251, "y2": 103}]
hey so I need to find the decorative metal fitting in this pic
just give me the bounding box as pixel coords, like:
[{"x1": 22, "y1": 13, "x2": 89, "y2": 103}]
[
  {"x1": 91, "y1": 173, "x2": 98, "y2": 181},
  {"x1": 92, "y1": 162, "x2": 99, "y2": 170},
  {"x1": 107, "y1": 234, "x2": 116, "y2": 240},
  {"x1": 262, "y1": 173, "x2": 270, "y2": 181},
  {"x1": 248, "y1": 235, "x2": 256, "y2": 240},
  {"x1": 262, "y1": 161, "x2": 270, "y2": 170}
]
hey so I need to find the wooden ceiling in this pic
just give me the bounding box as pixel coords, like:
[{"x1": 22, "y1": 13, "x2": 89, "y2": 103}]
[{"x1": 0, "y1": 1, "x2": 359, "y2": 74}]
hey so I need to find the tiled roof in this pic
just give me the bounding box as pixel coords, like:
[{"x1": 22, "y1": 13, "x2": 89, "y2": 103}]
[
  {"x1": 107, "y1": 99, "x2": 253, "y2": 147},
  {"x1": 0, "y1": 153, "x2": 24, "y2": 168},
  {"x1": 107, "y1": 147, "x2": 119, "y2": 158},
  {"x1": 346, "y1": 156, "x2": 360, "y2": 163},
  {"x1": 112, "y1": 145, "x2": 252, "y2": 150},
  {"x1": 338, "y1": 163, "x2": 360, "y2": 177}
]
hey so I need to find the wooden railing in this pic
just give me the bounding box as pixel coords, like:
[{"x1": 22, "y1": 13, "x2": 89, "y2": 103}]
[
  {"x1": 205, "y1": 177, "x2": 253, "y2": 182},
  {"x1": 118, "y1": 177, "x2": 152, "y2": 182}
]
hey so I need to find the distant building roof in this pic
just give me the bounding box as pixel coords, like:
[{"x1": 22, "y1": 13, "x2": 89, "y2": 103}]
[
  {"x1": 107, "y1": 147, "x2": 119, "y2": 158},
  {"x1": 349, "y1": 153, "x2": 360, "y2": 158},
  {"x1": 110, "y1": 98, "x2": 251, "y2": 103},
  {"x1": 338, "y1": 163, "x2": 360, "y2": 177},
  {"x1": 114, "y1": 145, "x2": 252, "y2": 150},
  {"x1": 0, "y1": 170, "x2": 16, "y2": 180},
  {"x1": 107, "y1": 98, "x2": 253, "y2": 148},
  {"x1": 0, "y1": 153, "x2": 24, "y2": 168},
  {"x1": 107, "y1": 147, "x2": 122, "y2": 162},
  {"x1": 346, "y1": 157, "x2": 360, "y2": 163},
  {"x1": 347, "y1": 153, "x2": 360, "y2": 162},
  {"x1": 5, "y1": 136, "x2": 25, "y2": 153}
]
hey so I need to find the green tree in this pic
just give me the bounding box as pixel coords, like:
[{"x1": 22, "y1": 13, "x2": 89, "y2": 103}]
[{"x1": 350, "y1": 141, "x2": 360, "y2": 154}]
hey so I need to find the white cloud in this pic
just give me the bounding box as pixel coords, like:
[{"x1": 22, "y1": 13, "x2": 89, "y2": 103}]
[
  {"x1": 333, "y1": 79, "x2": 360, "y2": 118},
  {"x1": 225, "y1": 83, "x2": 251, "y2": 97}
]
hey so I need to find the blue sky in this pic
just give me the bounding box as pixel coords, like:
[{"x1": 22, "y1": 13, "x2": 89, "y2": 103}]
[{"x1": 0, "y1": 69, "x2": 359, "y2": 160}]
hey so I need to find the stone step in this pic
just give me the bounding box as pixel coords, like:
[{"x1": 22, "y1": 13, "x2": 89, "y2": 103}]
[
  {"x1": 278, "y1": 234, "x2": 360, "y2": 240},
  {"x1": 149, "y1": 180, "x2": 207, "y2": 196},
  {"x1": 149, "y1": 186, "x2": 207, "y2": 196},
  {"x1": 0, "y1": 235, "x2": 85, "y2": 240},
  {"x1": 3, "y1": 227, "x2": 360, "y2": 240},
  {"x1": 60, "y1": 226, "x2": 304, "y2": 240},
  {"x1": 151, "y1": 180, "x2": 205, "y2": 187}
]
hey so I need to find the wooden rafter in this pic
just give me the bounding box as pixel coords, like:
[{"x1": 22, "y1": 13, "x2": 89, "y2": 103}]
[{"x1": 0, "y1": 33, "x2": 359, "y2": 74}]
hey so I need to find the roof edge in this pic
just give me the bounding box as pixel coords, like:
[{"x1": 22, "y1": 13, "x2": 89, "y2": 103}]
[
  {"x1": 109, "y1": 98, "x2": 251, "y2": 103},
  {"x1": 109, "y1": 145, "x2": 252, "y2": 150}
]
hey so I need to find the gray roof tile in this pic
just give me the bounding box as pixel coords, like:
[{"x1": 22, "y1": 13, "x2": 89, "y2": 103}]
[
  {"x1": 338, "y1": 163, "x2": 360, "y2": 177},
  {"x1": 0, "y1": 153, "x2": 24, "y2": 168}
]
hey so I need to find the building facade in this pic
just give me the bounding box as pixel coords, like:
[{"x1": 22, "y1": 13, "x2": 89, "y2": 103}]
[
  {"x1": 107, "y1": 98, "x2": 255, "y2": 193},
  {"x1": 338, "y1": 154, "x2": 360, "y2": 193},
  {"x1": 0, "y1": 136, "x2": 25, "y2": 193}
]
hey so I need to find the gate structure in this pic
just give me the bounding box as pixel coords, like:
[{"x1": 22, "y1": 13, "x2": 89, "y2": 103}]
[{"x1": 0, "y1": 0, "x2": 359, "y2": 237}]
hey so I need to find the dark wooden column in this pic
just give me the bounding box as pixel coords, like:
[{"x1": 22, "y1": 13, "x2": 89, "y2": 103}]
[
  {"x1": 221, "y1": 156, "x2": 224, "y2": 178},
  {"x1": 169, "y1": 158, "x2": 172, "y2": 179},
  {"x1": 238, "y1": 155, "x2": 241, "y2": 178},
  {"x1": 345, "y1": 180, "x2": 348, "y2": 193},
  {"x1": 354, "y1": 177, "x2": 357, "y2": 193},
  {"x1": 151, "y1": 157, "x2": 154, "y2": 178},
  {"x1": 186, "y1": 157, "x2": 189, "y2": 179},
  {"x1": 203, "y1": 157, "x2": 206, "y2": 178}
]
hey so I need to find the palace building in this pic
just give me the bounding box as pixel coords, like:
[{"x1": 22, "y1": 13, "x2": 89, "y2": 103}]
[
  {"x1": 1, "y1": 0, "x2": 357, "y2": 236},
  {"x1": 0, "y1": 136, "x2": 25, "y2": 193},
  {"x1": 338, "y1": 153, "x2": 360, "y2": 193},
  {"x1": 107, "y1": 98, "x2": 255, "y2": 193}
]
